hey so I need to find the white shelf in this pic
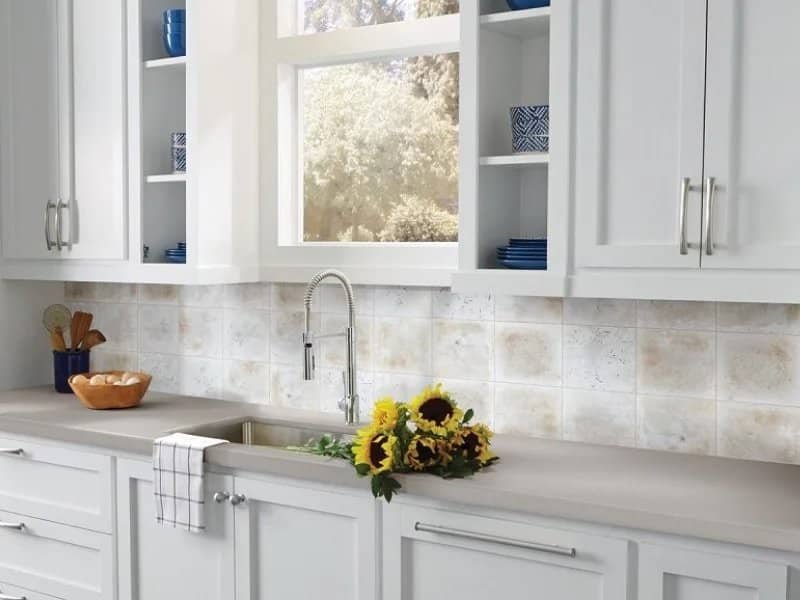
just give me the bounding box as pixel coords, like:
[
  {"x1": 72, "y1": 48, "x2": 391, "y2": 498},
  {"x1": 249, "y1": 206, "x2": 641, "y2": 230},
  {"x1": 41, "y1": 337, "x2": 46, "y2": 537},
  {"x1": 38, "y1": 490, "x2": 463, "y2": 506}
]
[
  {"x1": 480, "y1": 153, "x2": 549, "y2": 166},
  {"x1": 451, "y1": 269, "x2": 566, "y2": 296},
  {"x1": 480, "y1": 7, "x2": 551, "y2": 39},
  {"x1": 146, "y1": 173, "x2": 187, "y2": 184},
  {"x1": 144, "y1": 56, "x2": 187, "y2": 69}
]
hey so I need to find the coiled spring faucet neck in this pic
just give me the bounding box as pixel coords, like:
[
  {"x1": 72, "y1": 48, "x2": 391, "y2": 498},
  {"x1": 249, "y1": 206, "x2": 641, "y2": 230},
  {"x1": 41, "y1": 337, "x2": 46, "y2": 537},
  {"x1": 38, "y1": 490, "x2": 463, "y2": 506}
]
[{"x1": 302, "y1": 270, "x2": 359, "y2": 424}]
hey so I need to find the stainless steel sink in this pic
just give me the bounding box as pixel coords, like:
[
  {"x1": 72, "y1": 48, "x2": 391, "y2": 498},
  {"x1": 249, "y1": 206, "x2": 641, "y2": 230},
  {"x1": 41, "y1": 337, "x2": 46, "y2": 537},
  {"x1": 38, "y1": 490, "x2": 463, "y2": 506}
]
[{"x1": 179, "y1": 418, "x2": 355, "y2": 449}]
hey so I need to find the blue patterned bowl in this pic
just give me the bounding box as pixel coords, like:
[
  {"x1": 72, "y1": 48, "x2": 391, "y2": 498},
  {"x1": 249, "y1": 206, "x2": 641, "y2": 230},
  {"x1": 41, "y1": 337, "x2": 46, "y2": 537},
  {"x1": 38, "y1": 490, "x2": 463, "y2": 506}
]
[
  {"x1": 506, "y1": 0, "x2": 550, "y2": 9},
  {"x1": 510, "y1": 105, "x2": 549, "y2": 153},
  {"x1": 163, "y1": 32, "x2": 185, "y2": 57}
]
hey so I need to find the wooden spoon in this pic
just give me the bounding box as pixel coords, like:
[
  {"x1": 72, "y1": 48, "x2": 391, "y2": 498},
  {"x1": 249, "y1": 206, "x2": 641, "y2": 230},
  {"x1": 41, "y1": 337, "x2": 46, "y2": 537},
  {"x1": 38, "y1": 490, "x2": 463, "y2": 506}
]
[
  {"x1": 72, "y1": 312, "x2": 94, "y2": 350},
  {"x1": 79, "y1": 329, "x2": 106, "y2": 351},
  {"x1": 50, "y1": 326, "x2": 67, "y2": 352}
]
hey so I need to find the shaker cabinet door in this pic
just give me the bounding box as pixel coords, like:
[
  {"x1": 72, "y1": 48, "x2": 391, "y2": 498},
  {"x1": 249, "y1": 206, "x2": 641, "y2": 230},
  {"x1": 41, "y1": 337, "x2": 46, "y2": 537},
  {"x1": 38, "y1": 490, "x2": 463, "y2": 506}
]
[
  {"x1": 702, "y1": 0, "x2": 800, "y2": 271},
  {"x1": 573, "y1": 0, "x2": 707, "y2": 270}
]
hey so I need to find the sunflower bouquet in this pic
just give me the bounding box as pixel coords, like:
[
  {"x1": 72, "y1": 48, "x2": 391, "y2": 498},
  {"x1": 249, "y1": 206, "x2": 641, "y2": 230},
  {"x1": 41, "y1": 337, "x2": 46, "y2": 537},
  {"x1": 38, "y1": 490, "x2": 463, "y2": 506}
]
[{"x1": 348, "y1": 384, "x2": 499, "y2": 502}]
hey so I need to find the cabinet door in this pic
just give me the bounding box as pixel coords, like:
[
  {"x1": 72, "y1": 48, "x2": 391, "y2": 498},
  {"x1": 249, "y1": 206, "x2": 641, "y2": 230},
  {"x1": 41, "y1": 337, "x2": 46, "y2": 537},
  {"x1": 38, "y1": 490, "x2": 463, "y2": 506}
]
[
  {"x1": 639, "y1": 543, "x2": 788, "y2": 600},
  {"x1": 0, "y1": 0, "x2": 60, "y2": 260},
  {"x1": 116, "y1": 459, "x2": 235, "y2": 600},
  {"x1": 233, "y1": 475, "x2": 378, "y2": 600},
  {"x1": 383, "y1": 503, "x2": 630, "y2": 600},
  {"x1": 60, "y1": 0, "x2": 127, "y2": 260},
  {"x1": 702, "y1": 0, "x2": 800, "y2": 270},
  {"x1": 573, "y1": 0, "x2": 707, "y2": 269}
]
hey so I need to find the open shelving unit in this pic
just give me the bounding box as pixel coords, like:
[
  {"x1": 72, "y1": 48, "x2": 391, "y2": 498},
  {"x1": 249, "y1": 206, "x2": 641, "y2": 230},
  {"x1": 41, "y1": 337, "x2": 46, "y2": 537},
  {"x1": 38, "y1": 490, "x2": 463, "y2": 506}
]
[{"x1": 453, "y1": 1, "x2": 567, "y2": 295}]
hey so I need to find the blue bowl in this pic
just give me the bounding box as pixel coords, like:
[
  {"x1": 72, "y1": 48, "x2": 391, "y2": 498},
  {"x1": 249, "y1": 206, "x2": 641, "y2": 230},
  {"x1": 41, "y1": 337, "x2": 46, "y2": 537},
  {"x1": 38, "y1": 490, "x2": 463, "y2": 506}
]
[
  {"x1": 163, "y1": 33, "x2": 185, "y2": 57},
  {"x1": 163, "y1": 22, "x2": 185, "y2": 31},
  {"x1": 506, "y1": 0, "x2": 550, "y2": 9},
  {"x1": 163, "y1": 8, "x2": 185, "y2": 23}
]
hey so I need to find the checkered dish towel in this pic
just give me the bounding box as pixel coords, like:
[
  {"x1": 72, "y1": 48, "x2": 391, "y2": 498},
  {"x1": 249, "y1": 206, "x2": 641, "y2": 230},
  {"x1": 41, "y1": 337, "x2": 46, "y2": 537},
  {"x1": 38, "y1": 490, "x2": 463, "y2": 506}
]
[{"x1": 153, "y1": 433, "x2": 228, "y2": 532}]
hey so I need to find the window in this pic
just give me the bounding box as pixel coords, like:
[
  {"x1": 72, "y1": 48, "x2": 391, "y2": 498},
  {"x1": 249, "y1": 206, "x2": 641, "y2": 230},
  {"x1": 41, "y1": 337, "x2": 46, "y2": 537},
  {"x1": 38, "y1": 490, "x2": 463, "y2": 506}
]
[{"x1": 263, "y1": 0, "x2": 460, "y2": 280}]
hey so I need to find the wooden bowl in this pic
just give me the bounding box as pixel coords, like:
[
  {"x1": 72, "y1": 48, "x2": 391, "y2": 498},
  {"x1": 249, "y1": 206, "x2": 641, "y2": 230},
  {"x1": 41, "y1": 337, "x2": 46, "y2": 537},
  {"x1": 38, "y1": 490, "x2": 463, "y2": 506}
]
[{"x1": 68, "y1": 371, "x2": 152, "y2": 410}]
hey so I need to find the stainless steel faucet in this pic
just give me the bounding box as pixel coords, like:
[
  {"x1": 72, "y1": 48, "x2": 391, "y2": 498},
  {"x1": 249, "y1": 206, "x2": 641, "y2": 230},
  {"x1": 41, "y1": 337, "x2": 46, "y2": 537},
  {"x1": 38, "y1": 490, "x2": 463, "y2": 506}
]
[{"x1": 302, "y1": 270, "x2": 359, "y2": 424}]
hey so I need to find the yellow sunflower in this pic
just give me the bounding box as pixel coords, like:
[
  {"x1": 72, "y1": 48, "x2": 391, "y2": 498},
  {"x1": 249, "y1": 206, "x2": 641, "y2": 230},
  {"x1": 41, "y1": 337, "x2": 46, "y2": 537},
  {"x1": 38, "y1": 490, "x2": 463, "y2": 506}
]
[
  {"x1": 353, "y1": 426, "x2": 397, "y2": 475},
  {"x1": 405, "y1": 436, "x2": 450, "y2": 471},
  {"x1": 371, "y1": 397, "x2": 399, "y2": 432},
  {"x1": 409, "y1": 384, "x2": 463, "y2": 436},
  {"x1": 451, "y1": 423, "x2": 494, "y2": 464}
]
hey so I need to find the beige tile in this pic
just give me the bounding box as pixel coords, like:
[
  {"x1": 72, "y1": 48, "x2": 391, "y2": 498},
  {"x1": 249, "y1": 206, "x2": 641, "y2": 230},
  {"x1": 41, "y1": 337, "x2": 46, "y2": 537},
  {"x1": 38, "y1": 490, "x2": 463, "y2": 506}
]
[
  {"x1": 718, "y1": 333, "x2": 800, "y2": 405},
  {"x1": 432, "y1": 290, "x2": 494, "y2": 321},
  {"x1": 224, "y1": 283, "x2": 271, "y2": 310},
  {"x1": 71, "y1": 302, "x2": 138, "y2": 353},
  {"x1": 563, "y1": 389, "x2": 636, "y2": 447},
  {"x1": 321, "y1": 283, "x2": 373, "y2": 316},
  {"x1": 270, "y1": 311, "x2": 320, "y2": 366},
  {"x1": 563, "y1": 298, "x2": 636, "y2": 327},
  {"x1": 138, "y1": 284, "x2": 179, "y2": 305},
  {"x1": 717, "y1": 302, "x2": 800, "y2": 335},
  {"x1": 374, "y1": 287, "x2": 432, "y2": 318},
  {"x1": 269, "y1": 283, "x2": 307, "y2": 312},
  {"x1": 371, "y1": 373, "x2": 431, "y2": 406},
  {"x1": 317, "y1": 369, "x2": 374, "y2": 416},
  {"x1": 270, "y1": 364, "x2": 321, "y2": 411},
  {"x1": 494, "y1": 384, "x2": 562, "y2": 439},
  {"x1": 179, "y1": 308, "x2": 223, "y2": 358},
  {"x1": 139, "y1": 353, "x2": 180, "y2": 394},
  {"x1": 718, "y1": 402, "x2": 800, "y2": 464},
  {"x1": 66, "y1": 283, "x2": 137, "y2": 303},
  {"x1": 563, "y1": 326, "x2": 635, "y2": 392},
  {"x1": 223, "y1": 308, "x2": 269, "y2": 362},
  {"x1": 438, "y1": 379, "x2": 494, "y2": 426},
  {"x1": 637, "y1": 329, "x2": 715, "y2": 398},
  {"x1": 374, "y1": 317, "x2": 432, "y2": 375},
  {"x1": 180, "y1": 285, "x2": 224, "y2": 307},
  {"x1": 89, "y1": 350, "x2": 139, "y2": 373},
  {"x1": 495, "y1": 322, "x2": 561, "y2": 386},
  {"x1": 319, "y1": 314, "x2": 373, "y2": 372},
  {"x1": 64, "y1": 282, "x2": 95, "y2": 301},
  {"x1": 139, "y1": 305, "x2": 179, "y2": 354},
  {"x1": 223, "y1": 360, "x2": 269, "y2": 404},
  {"x1": 432, "y1": 320, "x2": 493, "y2": 381},
  {"x1": 637, "y1": 395, "x2": 715, "y2": 455},
  {"x1": 179, "y1": 357, "x2": 223, "y2": 398},
  {"x1": 637, "y1": 300, "x2": 716, "y2": 330},
  {"x1": 495, "y1": 296, "x2": 562, "y2": 324}
]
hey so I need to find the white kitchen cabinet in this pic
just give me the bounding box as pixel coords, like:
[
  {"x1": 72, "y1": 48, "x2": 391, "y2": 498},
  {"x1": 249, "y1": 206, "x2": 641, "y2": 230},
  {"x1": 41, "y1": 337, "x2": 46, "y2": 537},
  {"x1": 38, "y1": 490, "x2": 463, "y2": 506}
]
[
  {"x1": 639, "y1": 543, "x2": 788, "y2": 600},
  {"x1": 233, "y1": 474, "x2": 378, "y2": 600},
  {"x1": 383, "y1": 501, "x2": 630, "y2": 600},
  {"x1": 702, "y1": 0, "x2": 800, "y2": 271},
  {"x1": 572, "y1": 0, "x2": 707, "y2": 270},
  {"x1": 0, "y1": 0, "x2": 127, "y2": 263},
  {"x1": 116, "y1": 459, "x2": 235, "y2": 600}
]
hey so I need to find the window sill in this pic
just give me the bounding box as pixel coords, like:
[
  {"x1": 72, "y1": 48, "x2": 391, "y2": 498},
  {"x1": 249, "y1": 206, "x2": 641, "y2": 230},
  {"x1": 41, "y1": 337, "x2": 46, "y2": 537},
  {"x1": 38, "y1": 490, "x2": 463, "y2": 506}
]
[{"x1": 260, "y1": 264, "x2": 454, "y2": 287}]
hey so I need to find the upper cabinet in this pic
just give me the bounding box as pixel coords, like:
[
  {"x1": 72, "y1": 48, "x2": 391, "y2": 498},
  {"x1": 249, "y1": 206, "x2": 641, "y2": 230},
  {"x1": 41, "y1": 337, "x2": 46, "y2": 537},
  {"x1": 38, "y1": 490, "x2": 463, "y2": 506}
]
[
  {"x1": 1, "y1": 0, "x2": 260, "y2": 284},
  {"x1": 0, "y1": 0, "x2": 126, "y2": 263}
]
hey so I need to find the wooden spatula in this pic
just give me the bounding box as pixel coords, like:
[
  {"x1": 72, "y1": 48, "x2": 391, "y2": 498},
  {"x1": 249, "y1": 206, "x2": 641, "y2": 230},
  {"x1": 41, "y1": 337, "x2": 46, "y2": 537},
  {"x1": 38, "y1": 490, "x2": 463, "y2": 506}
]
[
  {"x1": 79, "y1": 329, "x2": 106, "y2": 351},
  {"x1": 72, "y1": 311, "x2": 93, "y2": 350}
]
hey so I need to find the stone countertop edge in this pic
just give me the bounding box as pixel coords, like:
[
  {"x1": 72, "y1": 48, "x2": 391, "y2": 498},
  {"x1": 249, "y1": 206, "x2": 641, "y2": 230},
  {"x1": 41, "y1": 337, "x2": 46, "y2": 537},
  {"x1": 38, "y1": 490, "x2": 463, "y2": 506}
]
[{"x1": 1, "y1": 387, "x2": 800, "y2": 554}]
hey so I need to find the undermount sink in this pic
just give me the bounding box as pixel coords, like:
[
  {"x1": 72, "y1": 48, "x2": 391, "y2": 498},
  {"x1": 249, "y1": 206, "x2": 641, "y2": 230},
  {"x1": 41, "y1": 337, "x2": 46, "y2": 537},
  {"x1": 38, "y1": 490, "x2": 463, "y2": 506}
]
[{"x1": 179, "y1": 418, "x2": 356, "y2": 449}]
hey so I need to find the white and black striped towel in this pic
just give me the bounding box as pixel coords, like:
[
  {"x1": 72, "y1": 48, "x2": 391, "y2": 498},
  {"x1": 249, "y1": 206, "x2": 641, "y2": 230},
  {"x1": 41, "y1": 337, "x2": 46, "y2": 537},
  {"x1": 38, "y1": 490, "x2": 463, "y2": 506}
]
[{"x1": 153, "y1": 433, "x2": 228, "y2": 533}]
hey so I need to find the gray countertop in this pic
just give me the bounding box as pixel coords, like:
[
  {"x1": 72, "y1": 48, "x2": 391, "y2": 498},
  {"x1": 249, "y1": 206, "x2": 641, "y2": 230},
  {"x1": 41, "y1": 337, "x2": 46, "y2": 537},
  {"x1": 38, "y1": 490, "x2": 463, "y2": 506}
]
[{"x1": 1, "y1": 387, "x2": 799, "y2": 553}]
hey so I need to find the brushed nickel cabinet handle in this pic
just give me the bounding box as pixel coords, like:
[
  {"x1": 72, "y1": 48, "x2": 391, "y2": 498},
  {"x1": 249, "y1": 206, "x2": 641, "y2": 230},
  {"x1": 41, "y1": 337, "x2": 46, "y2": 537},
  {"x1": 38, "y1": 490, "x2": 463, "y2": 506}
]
[
  {"x1": 44, "y1": 201, "x2": 55, "y2": 251},
  {"x1": 213, "y1": 492, "x2": 230, "y2": 503},
  {"x1": 704, "y1": 177, "x2": 717, "y2": 256},
  {"x1": 414, "y1": 522, "x2": 576, "y2": 558},
  {"x1": 678, "y1": 177, "x2": 690, "y2": 255},
  {"x1": 0, "y1": 522, "x2": 25, "y2": 530},
  {"x1": 229, "y1": 493, "x2": 246, "y2": 506},
  {"x1": 0, "y1": 448, "x2": 23, "y2": 455},
  {"x1": 54, "y1": 197, "x2": 63, "y2": 251},
  {"x1": 0, "y1": 592, "x2": 28, "y2": 600}
]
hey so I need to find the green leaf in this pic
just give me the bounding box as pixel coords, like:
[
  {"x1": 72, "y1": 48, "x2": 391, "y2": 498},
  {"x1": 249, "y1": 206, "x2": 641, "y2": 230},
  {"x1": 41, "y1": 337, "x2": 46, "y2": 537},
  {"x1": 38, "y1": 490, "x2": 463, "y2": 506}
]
[
  {"x1": 355, "y1": 463, "x2": 371, "y2": 477},
  {"x1": 371, "y1": 475, "x2": 382, "y2": 497},
  {"x1": 462, "y1": 408, "x2": 474, "y2": 424}
]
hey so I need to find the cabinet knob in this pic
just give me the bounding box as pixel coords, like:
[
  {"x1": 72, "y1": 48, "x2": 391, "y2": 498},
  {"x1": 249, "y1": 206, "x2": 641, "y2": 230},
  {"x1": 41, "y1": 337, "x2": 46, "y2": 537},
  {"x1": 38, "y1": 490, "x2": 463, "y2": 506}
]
[
  {"x1": 0, "y1": 448, "x2": 23, "y2": 456},
  {"x1": 229, "y1": 493, "x2": 246, "y2": 506},
  {"x1": 0, "y1": 592, "x2": 27, "y2": 600},
  {"x1": 213, "y1": 492, "x2": 230, "y2": 504},
  {"x1": 0, "y1": 522, "x2": 25, "y2": 531}
]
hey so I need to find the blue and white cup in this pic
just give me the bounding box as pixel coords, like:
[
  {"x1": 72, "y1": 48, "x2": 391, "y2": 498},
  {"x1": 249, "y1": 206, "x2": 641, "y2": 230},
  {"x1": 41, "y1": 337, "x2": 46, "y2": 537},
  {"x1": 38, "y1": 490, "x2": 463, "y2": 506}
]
[
  {"x1": 171, "y1": 132, "x2": 186, "y2": 173},
  {"x1": 510, "y1": 105, "x2": 549, "y2": 153}
]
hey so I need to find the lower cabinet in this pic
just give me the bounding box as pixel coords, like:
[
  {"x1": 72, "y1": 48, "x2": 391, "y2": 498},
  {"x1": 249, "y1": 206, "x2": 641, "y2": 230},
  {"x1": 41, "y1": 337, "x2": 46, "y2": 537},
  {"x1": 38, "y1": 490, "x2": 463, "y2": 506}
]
[
  {"x1": 232, "y1": 474, "x2": 378, "y2": 600},
  {"x1": 382, "y1": 502, "x2": 630, "y2": 600},
  {"x1": 116, "y1": 459, "x2": 235, "y2": 600},
  {"x1": 638, "y1": 543, "x2": 789, "y2": 600}
]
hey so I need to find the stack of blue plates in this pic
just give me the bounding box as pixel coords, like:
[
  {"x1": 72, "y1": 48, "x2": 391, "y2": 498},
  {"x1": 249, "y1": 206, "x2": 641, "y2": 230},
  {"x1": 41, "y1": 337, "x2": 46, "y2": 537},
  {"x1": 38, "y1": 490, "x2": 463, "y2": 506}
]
[
  {"x1": 497, "y1": 238, "x2": 547, "y2": 270},
  {"x1": 164, "y1": 242, "x2": 186, "y2": 264}
]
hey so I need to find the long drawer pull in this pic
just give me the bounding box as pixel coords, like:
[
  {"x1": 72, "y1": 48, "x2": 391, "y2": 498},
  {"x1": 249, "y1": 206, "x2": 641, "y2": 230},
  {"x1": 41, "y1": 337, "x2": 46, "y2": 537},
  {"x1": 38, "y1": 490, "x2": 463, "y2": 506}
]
[
  {"x1": 0, "y1": 522, "x2": 25, "y2": 531},
  {"x1": 0, "y1": 592, "x2": 27, "y2": 600},
  {"x1": 0, "y1": 448, "x2": 23, "y2": 455},
  {"x1": 414, "y1": 522, "x2": 576, "y2": 558}
]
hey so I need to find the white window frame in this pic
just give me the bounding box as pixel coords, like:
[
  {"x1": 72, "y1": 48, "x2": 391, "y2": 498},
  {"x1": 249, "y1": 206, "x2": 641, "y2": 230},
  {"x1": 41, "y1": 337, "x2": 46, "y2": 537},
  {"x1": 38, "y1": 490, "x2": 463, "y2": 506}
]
[{"x1": 260, "y1": 1, "x2": 460, "y2": 286}]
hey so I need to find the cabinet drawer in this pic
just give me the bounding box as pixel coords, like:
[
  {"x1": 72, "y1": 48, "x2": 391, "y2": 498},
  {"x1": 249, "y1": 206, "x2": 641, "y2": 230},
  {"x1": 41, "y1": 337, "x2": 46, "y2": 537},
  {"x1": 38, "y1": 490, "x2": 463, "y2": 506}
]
[
  {"x1": 0, "y1": 510, "x2": 112, "y2": 600},
  {"x1": 639, "y1": 543, "x2": 788, "y2": 600},
  {"x1": 0, "y1": 436, "x2": 112, "y2": 533},
  {"x1": 0, "y1": 580, "x2": 63, "y2": 600},
  {"x1": 383, "y1": 503, "x2": 630, "y2": 600}
]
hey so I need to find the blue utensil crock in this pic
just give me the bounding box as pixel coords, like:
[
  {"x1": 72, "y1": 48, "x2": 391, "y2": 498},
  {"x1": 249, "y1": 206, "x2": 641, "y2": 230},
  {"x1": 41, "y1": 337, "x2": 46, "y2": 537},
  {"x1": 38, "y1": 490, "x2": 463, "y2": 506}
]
[{"x1": 53, "y1": 350, "x2": 90, "y2": 394}]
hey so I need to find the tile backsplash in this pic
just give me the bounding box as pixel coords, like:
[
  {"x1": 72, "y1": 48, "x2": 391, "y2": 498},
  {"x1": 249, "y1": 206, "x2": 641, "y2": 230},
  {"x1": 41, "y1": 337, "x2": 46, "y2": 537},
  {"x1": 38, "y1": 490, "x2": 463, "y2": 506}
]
[{"x1": 65, "y1": 283, "x2": 800, "y2": 465}]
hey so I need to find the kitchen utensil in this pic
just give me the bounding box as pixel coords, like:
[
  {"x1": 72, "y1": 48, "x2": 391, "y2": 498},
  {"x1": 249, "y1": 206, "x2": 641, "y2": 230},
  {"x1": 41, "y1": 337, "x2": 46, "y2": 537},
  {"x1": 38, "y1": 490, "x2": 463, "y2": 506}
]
[
  {"x1": 53, "y1": 350, "x2": 90, "y2": 393},
  {"x1": 71, "y1": 311, "x2": 94, "y2": 350},
  {"x1": 43, "y1": 304, "x2": 72, "y2": 334},
  {"x1": 510, "y1": 105, "x2": 549, "y2": 153},
  {"x1": 50, "y1": 326, "x2": 67, "y2": 352},
  {"x1": 69, "y1": 371, "x2": 152, "y2": 410},
  {"x1": 80, "y1": 330, "x2": 107, "y2": 351}
]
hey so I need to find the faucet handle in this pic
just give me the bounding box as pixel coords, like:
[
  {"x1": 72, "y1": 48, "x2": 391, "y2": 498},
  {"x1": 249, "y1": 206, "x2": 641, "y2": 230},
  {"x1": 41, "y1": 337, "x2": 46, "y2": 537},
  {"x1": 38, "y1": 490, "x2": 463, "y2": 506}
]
[
  {"x1": 337, "y1": 371, "x2": 349, "y2": 413},
  {"x1": 302, "y1": 332, "x2": 315, "y2": 380}
]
